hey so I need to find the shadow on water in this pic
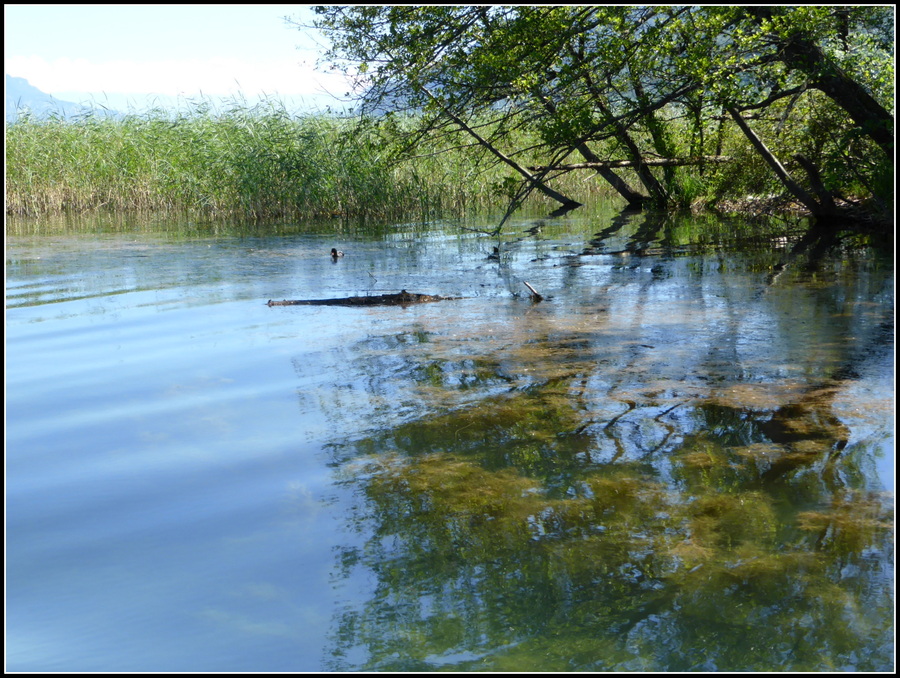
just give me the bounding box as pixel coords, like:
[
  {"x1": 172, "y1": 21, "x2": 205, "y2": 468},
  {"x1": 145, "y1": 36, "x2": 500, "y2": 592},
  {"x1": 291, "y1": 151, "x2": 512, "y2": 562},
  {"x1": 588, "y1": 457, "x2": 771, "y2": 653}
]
[{"x1": 295, "y1": 211, "x2": 893, "y2": 672}]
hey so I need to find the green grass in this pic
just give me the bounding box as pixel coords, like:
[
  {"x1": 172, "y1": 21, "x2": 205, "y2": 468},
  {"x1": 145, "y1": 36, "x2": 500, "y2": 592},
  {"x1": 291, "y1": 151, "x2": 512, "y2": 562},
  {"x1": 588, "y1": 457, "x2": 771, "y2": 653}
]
[
  {"x1": 8, "y1": 90, "x2": 889, "y2": 225},
  {"x1": 5, "y1": 97, "x2": 618, "y2": 222},
  {"x1": 6, "y1": 99, "x2": 395, "y2": 219}
]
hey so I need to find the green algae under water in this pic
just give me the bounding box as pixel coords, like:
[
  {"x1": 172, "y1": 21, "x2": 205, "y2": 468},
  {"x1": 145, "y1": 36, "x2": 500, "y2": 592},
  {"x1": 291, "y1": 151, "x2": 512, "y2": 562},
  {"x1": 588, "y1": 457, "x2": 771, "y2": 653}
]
[{"x1": 6, "y1": 209, "x2": 894, "y2": 671}]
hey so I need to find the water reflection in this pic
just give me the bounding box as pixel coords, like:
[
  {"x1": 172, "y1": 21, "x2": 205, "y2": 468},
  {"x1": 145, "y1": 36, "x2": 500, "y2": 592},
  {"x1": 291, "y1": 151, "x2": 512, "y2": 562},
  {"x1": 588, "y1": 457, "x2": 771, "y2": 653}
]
[
  {"x1": 6, "y1": 209, "x2": 892, "y2": 671},
  {"x1": 305, "y1": 215, "x2": 892, "y2": 671}
]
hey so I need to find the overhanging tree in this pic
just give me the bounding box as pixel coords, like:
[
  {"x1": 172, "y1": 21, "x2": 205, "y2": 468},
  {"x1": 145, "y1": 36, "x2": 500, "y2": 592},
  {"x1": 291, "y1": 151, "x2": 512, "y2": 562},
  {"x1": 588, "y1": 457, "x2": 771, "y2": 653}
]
[
  {"x1": 308, "y1": 7, "x2": 711, "y2": 210},
  {"x1": 303, "y1": 5, "x2": 893, "y2": 219},
  {"x1": 673, "y1": 6, "x2": 894, "y2": 216}
]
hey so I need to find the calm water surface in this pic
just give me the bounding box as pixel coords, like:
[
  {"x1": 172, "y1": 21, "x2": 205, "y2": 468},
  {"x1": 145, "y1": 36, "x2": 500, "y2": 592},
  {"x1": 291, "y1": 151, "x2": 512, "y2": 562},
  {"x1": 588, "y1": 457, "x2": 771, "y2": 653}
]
[{"x1": 5, "y1": 211, "x2": 894, "y2": 671}]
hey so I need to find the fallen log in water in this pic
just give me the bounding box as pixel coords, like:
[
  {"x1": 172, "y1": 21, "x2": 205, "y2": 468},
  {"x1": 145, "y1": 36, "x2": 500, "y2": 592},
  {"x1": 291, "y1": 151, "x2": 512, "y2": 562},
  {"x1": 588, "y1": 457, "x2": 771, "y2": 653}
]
[{"x1": 267, "y1": 290, "x2": 460, "y2": 307}]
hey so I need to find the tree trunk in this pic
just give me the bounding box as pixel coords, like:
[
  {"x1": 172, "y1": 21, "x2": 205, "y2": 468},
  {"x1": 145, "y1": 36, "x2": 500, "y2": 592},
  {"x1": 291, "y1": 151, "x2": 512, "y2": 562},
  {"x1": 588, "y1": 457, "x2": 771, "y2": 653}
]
[
  {"x1": 537, "y1": 95, "x2": 647, "y2": 207},
  {"x1": 592, "y1": 94, "x2": 670, "y2": 204},
  {"x1": 744, "y1": 7, "x2": 894, "y2": 159},
  {"x1": 590, "y1": 166, "x2": 648, "y2": 208},
  {"x1": 418, "y1": 84, "x2": 581, "y2": 211},
  {"x1": 567, "y1": 46, "x2": 670, "y2": 205},
  {"x1": 727, "y1": 107, "x2": 827, "y2": 216},
  {"x1": 793, "y1": 154, "x2": 838, "y2": 214},
  {"x1": 530, "y1": 156, "x2": 731, "y2": 171}
]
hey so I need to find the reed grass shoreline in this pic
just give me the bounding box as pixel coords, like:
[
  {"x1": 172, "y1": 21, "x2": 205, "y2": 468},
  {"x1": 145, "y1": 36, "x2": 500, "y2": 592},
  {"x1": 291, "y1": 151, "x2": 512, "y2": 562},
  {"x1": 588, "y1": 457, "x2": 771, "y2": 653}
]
[
  {"x1": 5, "y1": 99, "x2": 619, "y2": 224},
  {"x1": 6, "y1": 98, "x2": 890, "y2": 233}
]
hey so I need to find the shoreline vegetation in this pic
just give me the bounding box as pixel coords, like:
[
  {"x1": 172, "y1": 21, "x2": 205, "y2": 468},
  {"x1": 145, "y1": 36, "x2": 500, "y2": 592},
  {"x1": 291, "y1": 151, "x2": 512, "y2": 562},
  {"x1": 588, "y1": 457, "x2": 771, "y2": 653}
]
[
  {"x1": 307, "y1": 6, "x2": 892, "y2": 231},
  {"x1": 6, "y1": 9, "x2": 893, "y2": 233},
  {"x1": 4, "y1": 98, "x2": 890, "y2": 231},
  {"x1": 5, "y1": 97, "x2": 627, "y2": 224}
]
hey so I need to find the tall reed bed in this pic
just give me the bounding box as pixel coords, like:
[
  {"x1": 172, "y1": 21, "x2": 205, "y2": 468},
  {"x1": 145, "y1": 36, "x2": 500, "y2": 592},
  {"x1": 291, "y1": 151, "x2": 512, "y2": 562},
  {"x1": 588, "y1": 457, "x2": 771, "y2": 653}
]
[
  {"x1": 6, "y1": 100, "x2": 388, "y2": 219},
  {"x1": 6, "y1": 98, "x2": 614, "y2": 221}
]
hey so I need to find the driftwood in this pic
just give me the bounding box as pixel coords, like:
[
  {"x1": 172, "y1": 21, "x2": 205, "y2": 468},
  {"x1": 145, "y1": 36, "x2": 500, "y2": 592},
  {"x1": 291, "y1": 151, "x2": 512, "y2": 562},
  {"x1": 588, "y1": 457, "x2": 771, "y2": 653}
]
[
  {"x1": 522, "y1": 281, "x2": 544, "y2": 302},
  {"x1": 528, "y1": 156, "x2": 731, "y2": 172},
  {"x1": 267, "y1": 290, "x2": 460, "y2": 307}
]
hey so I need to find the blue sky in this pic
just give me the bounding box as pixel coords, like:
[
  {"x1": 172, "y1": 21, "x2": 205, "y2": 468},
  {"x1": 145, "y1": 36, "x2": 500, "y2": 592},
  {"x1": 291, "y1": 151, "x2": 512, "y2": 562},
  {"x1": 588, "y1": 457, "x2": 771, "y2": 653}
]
[{"x1": 4, "y1": 4, "x2": 353, "y2": 111}]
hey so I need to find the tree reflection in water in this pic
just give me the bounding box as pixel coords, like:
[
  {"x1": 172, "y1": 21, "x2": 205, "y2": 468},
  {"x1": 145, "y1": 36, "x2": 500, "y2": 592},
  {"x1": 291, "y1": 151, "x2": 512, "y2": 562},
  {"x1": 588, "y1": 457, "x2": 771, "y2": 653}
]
[{"x1": 301, "y1": 220, "x2": 893, "y2": 672}]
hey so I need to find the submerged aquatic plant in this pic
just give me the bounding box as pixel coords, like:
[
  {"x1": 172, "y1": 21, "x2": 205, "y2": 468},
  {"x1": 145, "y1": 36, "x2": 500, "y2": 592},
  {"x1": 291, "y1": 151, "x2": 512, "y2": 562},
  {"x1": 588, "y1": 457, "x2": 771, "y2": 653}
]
[{"x1": 315, "y1": 252, "x2": 893, "y2": 671}]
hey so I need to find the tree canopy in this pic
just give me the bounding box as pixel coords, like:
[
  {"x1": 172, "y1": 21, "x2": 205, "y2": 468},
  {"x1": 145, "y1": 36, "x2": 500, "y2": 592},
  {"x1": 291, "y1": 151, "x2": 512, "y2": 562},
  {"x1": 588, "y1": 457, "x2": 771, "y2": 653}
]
[{"x1": 305, "y1": 6, "x2": 894, "y2": 220}]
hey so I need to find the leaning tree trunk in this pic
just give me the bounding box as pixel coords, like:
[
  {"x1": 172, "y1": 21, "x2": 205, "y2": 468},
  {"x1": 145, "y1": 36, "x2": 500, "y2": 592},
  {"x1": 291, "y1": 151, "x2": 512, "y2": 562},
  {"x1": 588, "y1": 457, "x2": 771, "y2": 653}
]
[
  {"x1": 744, "y1": 7, "x2": 894, "y2": 159},
  {"x1": 728, "y1": 107, "x2": 836, "y2": 217},
  {"x1": 418, "y1": 84, "x2": 582, "y2": 212},
  {"x1": 568, "y1": 46, "x2": 671, "y2": 206},
  {"x1": 793, "y1": 153, "x2": 838, "y2": 214},
  {"x1": 573, "y1": 143, "x2": 648, "y2": 208},
  {"x1": 590, "y1": 93, "x2": 670, "y2": 205},
  {"x1": 537, "y1": 95, "x2": 647, "y2": 208}
]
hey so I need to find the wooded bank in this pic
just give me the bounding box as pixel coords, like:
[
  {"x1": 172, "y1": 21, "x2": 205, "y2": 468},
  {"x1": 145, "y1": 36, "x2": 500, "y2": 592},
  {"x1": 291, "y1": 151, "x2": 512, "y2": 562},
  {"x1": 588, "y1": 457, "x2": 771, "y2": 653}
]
[
  {"x1": 6, "y1": 7, "x2": 892, "y2": 226},
  {"x1": 307, "y1": 6, "x2": 893, "y2": 225}
]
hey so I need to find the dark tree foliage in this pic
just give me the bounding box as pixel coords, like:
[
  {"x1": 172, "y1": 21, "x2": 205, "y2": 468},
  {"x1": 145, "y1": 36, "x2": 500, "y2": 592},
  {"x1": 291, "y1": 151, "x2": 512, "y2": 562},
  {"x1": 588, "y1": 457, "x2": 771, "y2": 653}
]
[{"x1": 305, "y1": 6, "x2": 894, "y2": 218}]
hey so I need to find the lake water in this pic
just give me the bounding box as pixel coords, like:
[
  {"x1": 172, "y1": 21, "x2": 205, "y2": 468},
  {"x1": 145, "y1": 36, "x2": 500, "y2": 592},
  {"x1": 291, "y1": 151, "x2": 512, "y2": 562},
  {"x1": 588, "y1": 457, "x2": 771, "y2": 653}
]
[{"x1": 5, "y1": 210, "x2": 894, "y2": 671}]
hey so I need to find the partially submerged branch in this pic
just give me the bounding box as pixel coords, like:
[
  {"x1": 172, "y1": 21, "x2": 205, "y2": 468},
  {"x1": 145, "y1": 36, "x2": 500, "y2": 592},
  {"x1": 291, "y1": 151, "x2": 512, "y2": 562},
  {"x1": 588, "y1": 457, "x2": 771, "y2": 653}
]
[
  {"x1": 522, "y1": 281, "x2": 544, "y2": 302},
  {"x1": 267, "y1": 290, "x2": 460, "y2": 307},
  {"x1": 529, "y1": 156, "x2": 732, "y2": 172}
]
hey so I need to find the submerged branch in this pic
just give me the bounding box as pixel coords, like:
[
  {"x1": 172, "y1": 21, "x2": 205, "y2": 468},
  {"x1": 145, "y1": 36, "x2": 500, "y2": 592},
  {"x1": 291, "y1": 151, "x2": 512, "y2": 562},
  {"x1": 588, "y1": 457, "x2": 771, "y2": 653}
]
[
  {"x1": 267, "y1": 290, "x2": 462, "y2": 307},
  {"x1": 529, "y1": 156, "x2": 732, "y2": 172},
  {"x1": 522, "y1": 281, "x2": 544, "y2": 302}
]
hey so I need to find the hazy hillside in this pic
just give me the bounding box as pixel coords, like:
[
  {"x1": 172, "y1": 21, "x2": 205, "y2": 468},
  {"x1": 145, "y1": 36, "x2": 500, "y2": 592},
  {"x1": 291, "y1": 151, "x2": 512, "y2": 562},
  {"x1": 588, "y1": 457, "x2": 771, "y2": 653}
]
[{"x1": 6, "y1": 74, "x2": 98, "y2": 122}]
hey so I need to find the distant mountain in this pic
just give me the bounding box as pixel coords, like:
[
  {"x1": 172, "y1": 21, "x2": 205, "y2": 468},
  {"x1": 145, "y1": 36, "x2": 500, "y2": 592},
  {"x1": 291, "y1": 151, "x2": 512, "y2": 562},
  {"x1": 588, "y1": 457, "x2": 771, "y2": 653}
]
[
  {"x1": 5, "y1": 75, "x2": 349, "y2": 122},
  {"x1": 5, "y1": 74, "x2": 114, "y2": 122}
]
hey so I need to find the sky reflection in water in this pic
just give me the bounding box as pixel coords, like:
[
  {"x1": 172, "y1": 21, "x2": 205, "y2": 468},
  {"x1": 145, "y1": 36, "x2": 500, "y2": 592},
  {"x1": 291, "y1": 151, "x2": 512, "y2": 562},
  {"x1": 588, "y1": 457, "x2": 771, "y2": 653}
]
[{"x1": 5, "y1": 211, "x2": 894, "y2": 671}]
